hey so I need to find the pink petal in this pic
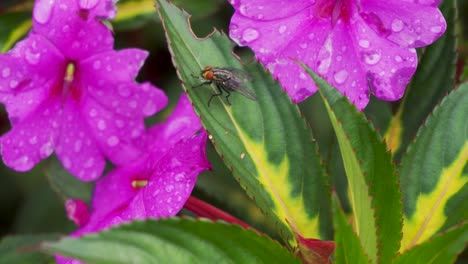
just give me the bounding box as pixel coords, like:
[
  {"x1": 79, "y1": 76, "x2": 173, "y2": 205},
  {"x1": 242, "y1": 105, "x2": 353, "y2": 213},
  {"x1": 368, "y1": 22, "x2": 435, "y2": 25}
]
[
  {"x1": 80, "y1": 49, "x2": 150, "y2": 84},
  {"x1": 229, "y1": 0, "x2": 314, "y2": 20},
  {"x1": 124, "y1": 132, "x2": 210, "y2": 220},
  {"x1": 141, "y1": 94, "x2": 202, "y2": 154},
  {"x1": 86, "y1": 82, "x2": 167, "y2": 119},
  {"x1": 90, "y1": 158, "x2": 148, "y2": 226},
  {"x1": 360, "y1": 0, "x2": 446, "y2": 48},
  {"x1": 81, "y1": 97, "x2": 145, "y2": 166},
  {"x1": 79, "y1": 0, "x2": 117, "y2": 18},
  {"x1": 350, "y1": 15, "x2": 418, "y2": 101},
  {"x1": 65, "y1": 199, "x2": 90, "y2": 227},
  {"x1": 33, "y1": 0, "x2": 114, "y2": 60},
  {"x1": 55, "y1": 100, "x2": 106, "y2": 181},
  {"x1": 0, "y1": 102, "x2": 60, "y2": 171}
]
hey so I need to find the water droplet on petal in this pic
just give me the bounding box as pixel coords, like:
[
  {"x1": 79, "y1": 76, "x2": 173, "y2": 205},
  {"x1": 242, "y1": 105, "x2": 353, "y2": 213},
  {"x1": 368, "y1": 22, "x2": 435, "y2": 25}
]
[
  {"x1": 430, "y1": 25, "x2": 442, "y2": 33},
  {"x1": 9, "y1": 80, "x2": 18, "y2": 88},
  {"x1": 13, "y1": 156, "x2": 30, "y2": 170},
  {"x1": 142, "y1": 101, "x2": 156, "y2": 116},
  {"x1": 74, "y1": 140, "x2": 82, "y2": 152},
  {"x1": 165, "y1": 185, "x2": 174, "y2": 192},
  {"x1": 62, "y1": 156, "x2": 72, "y2": 169},
  {"x1": 361, "y1": 50, "x2": 382, "y2": 65},
  {"x1": 97, "y1": 120, "x2": 106, "y2": 130},
  {"x1": 334, "y1": 70, "x2": 349, "y2": 84},
  {"x1": 278, "y1": 25, "x2": 287, "y2": 34},
  {"x1": 29, "y1": 136, "x2": 38, "y2": 145},
  {"x1": 89, "y1": 108, "x2": 97, "y2": 117},
  {"x1": 25, "y1": 49, "x2": 41, "y2": 65},
  {"x1": 2, "y1": 68, "x2": 11, "y2": 78},
  {"x1": 34, "y1": 0, "x2": 55, "y2": 24},
  {"x1": 359, "y1": 39, "x2": 370, "y2": 49},
  {"x1": 79, "y1": 0, "x2": 99, "y2": 9},
  {"x1": 62, "y1": 25, "x2": 70, "y2": 33},
  {"x1": 84, "y1": 158, "x2": 94, "y2": 168},
  {"x1": 242, "y1": 28, "x2": 259, "y2": 43},
  {"x1": 391, "y1": 19, "x2": 404, "y2": 32},
  {"x1": 40, "y1": 142, "x2": 53, "y2": 158},
  {"x1": 93, "y1": 60, "x2": 101, "y2": 69},
  {"x1": 174, "y1": 173, "x2": 185, "y2": 182},
  {"x1": 107, "y1": 136, "x2": 119, "y2": 146}
]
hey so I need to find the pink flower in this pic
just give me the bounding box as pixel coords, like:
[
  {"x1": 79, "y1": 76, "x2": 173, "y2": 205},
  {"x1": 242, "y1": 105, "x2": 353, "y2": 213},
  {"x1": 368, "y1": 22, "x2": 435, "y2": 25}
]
[
  {"x1": 229, "y1": 0, "x2": 446, "y2": 109},
  {"x1": 56, "y1": 95, "x2": 210, "y2": 264},
  {"x1": 0, "y1": 0, "x2": 167, "y2": 181},
  {"x1": 77, "y1": 0, "x2": 118, "y2": 19}
]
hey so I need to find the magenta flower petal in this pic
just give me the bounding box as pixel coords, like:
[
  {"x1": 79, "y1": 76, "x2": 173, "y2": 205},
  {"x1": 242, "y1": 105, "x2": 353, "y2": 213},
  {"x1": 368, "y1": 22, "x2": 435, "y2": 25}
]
[
  {"x1": 229, "y1": 0, "x2": 447, "y2": 109},
  {"x1": 81, "y1": 98, "x2": 146, "y2": 166},
  {"x1": 33, "y1": 0, "x2": 114, "y2": 60},
  {"x1": 87, "y1": 82, "x2": 168, "y2": 119},
  {"x1": 80, "y1": 49, "x2": 150, "y2": 84},
  {"x1": 360, "y1": 0, "x2": 446, "y2": 48},
  {"x1": 55, "y1": 101, "x2": 106, "y2": 181},
  {"x1": 78, "y1": 0, "x2": 117, "y2": 18},
  {"x1": 65, "y1": 199, "x2": 90, "y2": 227},
  {"x1": 141, "y1": 94, "x2": 201, "y2": 153},
  {"x1": 0, "y1": 103, "x2": 59, "y2": 171},
  {"x1": 229, "y1": 0, "x2": 313, "y2": 20},
  {"x1": 68, "y1": 95, "x2": 209, "y2": 234},
  {"x1": 125, "y1": 132, "x2": 209, "y2": 220}
]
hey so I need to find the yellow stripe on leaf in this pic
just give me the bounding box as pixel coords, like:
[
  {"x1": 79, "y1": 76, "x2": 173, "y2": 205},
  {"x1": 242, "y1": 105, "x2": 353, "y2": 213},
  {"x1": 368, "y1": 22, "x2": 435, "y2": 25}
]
[{"x1": 401, "y1": 142, "x2": 468, "y2": 251}]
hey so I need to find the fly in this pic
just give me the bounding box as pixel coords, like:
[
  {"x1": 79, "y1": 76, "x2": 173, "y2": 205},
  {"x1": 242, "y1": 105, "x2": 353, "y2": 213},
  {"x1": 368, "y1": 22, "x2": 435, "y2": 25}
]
[{"x1": 192, "y1": 66, "x2": 257, "y2": 106}]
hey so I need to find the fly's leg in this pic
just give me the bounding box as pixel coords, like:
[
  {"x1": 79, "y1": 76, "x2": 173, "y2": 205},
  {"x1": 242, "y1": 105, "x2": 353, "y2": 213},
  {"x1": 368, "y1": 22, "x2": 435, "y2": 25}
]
[
  {"x1": 208, "y1": 84, "x2": 224, "y2": 107},
  {"x1": 193, "y1": 80, "x2": 211, "y2": 88}
]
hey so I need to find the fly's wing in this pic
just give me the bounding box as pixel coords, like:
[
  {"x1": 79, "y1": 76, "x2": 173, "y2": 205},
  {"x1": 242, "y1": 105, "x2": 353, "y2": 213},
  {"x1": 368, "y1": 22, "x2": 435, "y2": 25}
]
[{"x1": 222, "y1": 67, "x2": 257, "y2": 101}]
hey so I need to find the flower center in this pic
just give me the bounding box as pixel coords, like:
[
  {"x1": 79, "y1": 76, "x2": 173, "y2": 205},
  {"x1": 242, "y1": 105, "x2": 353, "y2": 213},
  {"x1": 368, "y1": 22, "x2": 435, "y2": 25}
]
[
  {"x1": 131, "y1": 180, "x2": 148, "y2": 189},
  {"x1": 50, "y1": 61, "x2": 83, "y2": 102},
  {"x1": 314, "y1": 0, "x2": 356, "y2": 25}
]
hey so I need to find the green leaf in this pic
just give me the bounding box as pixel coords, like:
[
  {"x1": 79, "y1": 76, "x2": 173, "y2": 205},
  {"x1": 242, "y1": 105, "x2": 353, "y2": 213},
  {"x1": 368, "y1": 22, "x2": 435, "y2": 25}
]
[
  {"x1": 0, "y1": 10, "x2": 32, "y2": 53},
  {"x1": 300, "y1": 63, "x2": 402, "y2": 264},
  {"x1": 0, "y1": 234, "x2": 59, "y2": 264},
  {"x1": 333, "y1": 194, "x2": 372, "y2": 264},
  {"x1": 399, "y1": 83, "x2": 468, "y2": 252},
  {"x1": 44, "y1": 157, "x2": 94, "y2": 203},
  {"x1": 395, "y1": 222, "x2": 468, "y2": 264},
  {"x1": 42, "y1": 218, "x2": 300, "y2": 263},
  {"x1": 155, "y1": 0, "x2": 332, "y2": 246},
  {"x1": 384, "y1": 0, "x2": 458, "y2": 161},
  {"x1": 113, "y1": 0, "x2": 159, "y2": 31}
]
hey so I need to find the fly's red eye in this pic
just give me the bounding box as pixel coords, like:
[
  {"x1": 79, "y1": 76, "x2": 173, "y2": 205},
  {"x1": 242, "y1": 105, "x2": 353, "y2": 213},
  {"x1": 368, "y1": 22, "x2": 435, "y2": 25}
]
[{"x1": 203, "y1": 70, "x2": 214, "y2": 80}]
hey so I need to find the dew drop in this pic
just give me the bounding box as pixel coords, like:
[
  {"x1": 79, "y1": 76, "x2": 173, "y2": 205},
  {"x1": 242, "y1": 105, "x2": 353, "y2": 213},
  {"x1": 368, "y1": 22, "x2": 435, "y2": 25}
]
[
  {"x1": 2, "y1": 68, "x2": 11, "y2": 78},
  {"x1": 74, "y1": 140, "x2": 82, "y2": 152},
  {"x1": 93, "y1": 60, "x2": 101, "y2": 70},
  {"x1": 299, "y1": 43, "x2": 307, "y2": 49},
  {"x1": 359, "y1": 39, "x2": 370, "y2": 48},
  {"x1": 79, "y1": 0, "x2": 99, "y2": 9},
  {"x1": 84, "y1": 158, "x2": 94, "y2": 168},
  {"x1": 334, "y1": 70, "x2": 349, "y2": 84},
  {"x1": 128, "y1": 100, "x2": 137, "y2": 109},
  {"x1": 430, "y1": 25, "x2": 442, "y2": 33},
  {"x1": 391, "y1": 19, "x2": 404, "y2": 32},
  {"x1": 89, "y1": 108, "x2": 97, "y2": 117},
  {"x1": 62, "y1": 156, "x2": 72, "y2": 169},
  {"x1": 33, "y1": 0, "x2": 55, "y2": 24},
  {"x1": 394, "y1": 55, "x2": 402, "y2": 63},
  {"x1": 25, "y1": 49, "x2": 41, "y2": 65},
  {"x1": 165, "y1": 185, "x2": 174, "y2": 192},
  {"x1": 174, "y1": 173, "x2": 185, "y2": 182},
  {"x1": 107, "y1": 136, "x2": 119, "y2": 147},
  {"x1": 97, "y1": 120, "x2": 106, "y2": 130},
  {"x1": 62, "y1": 25, "x2": 70, "y2": 33},
  {"x1": 242, "y1": 28, "x2": 259, "y2": 43},
  {"x1": 117, "y1": 85, "x2": 130, "y2": 97},
  {"x1": 361, "y1": 50, "x2": 382, "y2": 65},
  {"x1": 40, "y1": 142, "x2": 53, "y2": 158},
  {"x1": 278, "y1": 25, "x2": 287, "y2": 34},
  {"x1": 9, "y1": 80, "x2": 18, "y2": 88},
  {"x1": 142, "y1": 101, "x2": 156, "y2": 115},
  {"x1": 29, "y1": 136, "x2": 38, "y2": 145},
  {"x1": 13, "y1": 156, "x2": 30, "y2": 170}
]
